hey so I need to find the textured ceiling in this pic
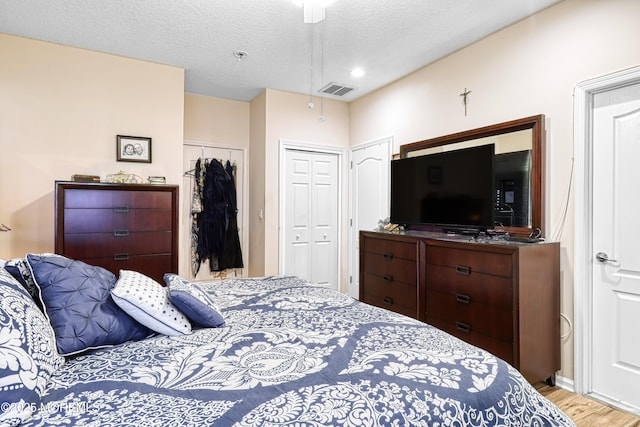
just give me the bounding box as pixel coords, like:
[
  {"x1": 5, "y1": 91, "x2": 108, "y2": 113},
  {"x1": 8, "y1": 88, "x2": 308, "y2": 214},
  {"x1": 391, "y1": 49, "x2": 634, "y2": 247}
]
[{"x1": 0, "y1": 0, "x2": 561, "y2": 102}]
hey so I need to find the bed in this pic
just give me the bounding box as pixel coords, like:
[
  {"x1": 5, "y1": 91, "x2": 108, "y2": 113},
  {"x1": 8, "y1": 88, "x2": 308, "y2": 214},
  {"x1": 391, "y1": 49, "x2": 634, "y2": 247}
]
[{"x1": 1, "y1": 254, "x2": 574, "y2": 426}]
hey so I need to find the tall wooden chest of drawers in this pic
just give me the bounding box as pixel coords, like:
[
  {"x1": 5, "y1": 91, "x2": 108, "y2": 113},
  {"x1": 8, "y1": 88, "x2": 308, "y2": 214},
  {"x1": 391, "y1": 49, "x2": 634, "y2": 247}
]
[
  {"x1": 359, "y1": 230, "x2": 560, "y2": 385},
  {"x1": 359, "y1": 232, "x2": 421, "y2": 319},
  {"x1": 55, "y1": 182, "x2": 179, "y2": 283}
]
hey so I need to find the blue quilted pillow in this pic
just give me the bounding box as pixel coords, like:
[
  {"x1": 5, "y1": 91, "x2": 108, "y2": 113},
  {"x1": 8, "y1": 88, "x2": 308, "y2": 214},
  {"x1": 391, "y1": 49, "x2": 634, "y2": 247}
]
[
  {"x1": 26, "y1": 254, "x2": 151, "y2": 356},
  {"x1": 0, "y1": 267, "x2": 65, "y2": 426},
  {"x1": 164, "y1": 273, "x2": 225, "y2": 328}
]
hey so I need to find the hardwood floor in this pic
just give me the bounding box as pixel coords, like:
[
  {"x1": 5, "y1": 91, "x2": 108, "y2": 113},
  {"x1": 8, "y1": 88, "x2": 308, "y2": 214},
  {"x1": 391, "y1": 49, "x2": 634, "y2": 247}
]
[{"x1": 536, "y1": 384, "x2": 640, "y2": 426}]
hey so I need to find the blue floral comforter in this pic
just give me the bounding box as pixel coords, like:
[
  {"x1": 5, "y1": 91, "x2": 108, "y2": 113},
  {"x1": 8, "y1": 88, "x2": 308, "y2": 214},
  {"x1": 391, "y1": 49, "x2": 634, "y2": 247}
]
[{"x1": 24, "y1": 276, "x2": 574, "y2": 426}]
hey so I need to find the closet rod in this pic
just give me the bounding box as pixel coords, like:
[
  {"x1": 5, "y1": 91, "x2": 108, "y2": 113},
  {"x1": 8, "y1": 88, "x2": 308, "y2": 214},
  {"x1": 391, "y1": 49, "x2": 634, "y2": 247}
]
[{"x1": 184, "y1": 157, "x2": 237, "y2": 177}]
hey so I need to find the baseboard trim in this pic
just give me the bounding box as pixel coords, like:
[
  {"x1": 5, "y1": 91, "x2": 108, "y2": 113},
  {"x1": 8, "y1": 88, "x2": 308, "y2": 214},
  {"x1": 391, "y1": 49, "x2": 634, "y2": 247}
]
[
  {"x1": 553, "y1": 375, "x2": 640, "y2": 416},
  {"x1": 554, "y1": 375, "x2": 574, "y2": 392}
]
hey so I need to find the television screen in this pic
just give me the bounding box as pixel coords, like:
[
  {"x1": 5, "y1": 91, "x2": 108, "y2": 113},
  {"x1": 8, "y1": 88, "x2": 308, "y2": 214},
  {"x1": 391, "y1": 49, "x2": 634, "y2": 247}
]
[{"x1": 390, "y1": 144, "x2": 495, "y2": 230}]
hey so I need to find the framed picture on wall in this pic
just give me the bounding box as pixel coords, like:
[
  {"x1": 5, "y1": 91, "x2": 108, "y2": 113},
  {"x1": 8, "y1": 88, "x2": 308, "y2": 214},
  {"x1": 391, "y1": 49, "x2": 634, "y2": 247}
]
[{"x1": 117, "y1": 135, "x2": 152, "y2": 163}]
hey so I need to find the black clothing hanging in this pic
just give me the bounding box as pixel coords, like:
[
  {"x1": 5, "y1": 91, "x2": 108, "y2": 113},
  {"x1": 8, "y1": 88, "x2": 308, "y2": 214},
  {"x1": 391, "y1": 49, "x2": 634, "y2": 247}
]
[
  {"x1": 219, "y1": 160, "x2": 244, "y2": 270},
  {"x1": 191, "y1": 158, "x2": 243, "y2": 273}
]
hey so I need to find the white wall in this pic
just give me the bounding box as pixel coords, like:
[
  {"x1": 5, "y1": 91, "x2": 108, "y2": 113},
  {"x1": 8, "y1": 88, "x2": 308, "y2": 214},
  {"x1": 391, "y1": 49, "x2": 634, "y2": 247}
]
[{"x1": 349, "y1": 0, "x2": 640, "y2": 380}]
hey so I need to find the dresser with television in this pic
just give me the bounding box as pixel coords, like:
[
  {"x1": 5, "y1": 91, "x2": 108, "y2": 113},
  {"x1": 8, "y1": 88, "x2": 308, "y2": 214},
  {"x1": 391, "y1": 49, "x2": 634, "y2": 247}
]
[
  {"x1": 360, "y1": 115, "x2": 560, "y2": 385},
  {"x1": 359, "y1": 230, "x2": 560, "y2": 386}
]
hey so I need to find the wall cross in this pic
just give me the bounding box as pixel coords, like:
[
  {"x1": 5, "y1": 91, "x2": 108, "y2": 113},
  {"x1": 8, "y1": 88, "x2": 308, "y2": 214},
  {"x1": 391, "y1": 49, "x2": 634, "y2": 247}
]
[{"x1": 459, "y1": 88, "x2": 471, "y2": 116}]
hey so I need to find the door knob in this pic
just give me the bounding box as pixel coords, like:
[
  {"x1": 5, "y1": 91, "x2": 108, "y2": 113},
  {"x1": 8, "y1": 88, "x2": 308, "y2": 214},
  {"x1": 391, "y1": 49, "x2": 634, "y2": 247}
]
[
  {"x1": 323, "y1": 233, "x2": 327, "y2": 239},
  {"x1": 296, "y1": 234, "x2": 300, "y2": 240},
  {"x1": 595, "y1": 252, "x2": 618, "y2": 263}
]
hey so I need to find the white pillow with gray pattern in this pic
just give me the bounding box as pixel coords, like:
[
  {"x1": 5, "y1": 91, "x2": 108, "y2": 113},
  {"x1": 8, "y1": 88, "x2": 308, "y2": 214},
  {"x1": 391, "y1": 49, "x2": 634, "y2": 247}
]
[{"x1": 111, "y1": 270, "x2": 191, "y2": 336}]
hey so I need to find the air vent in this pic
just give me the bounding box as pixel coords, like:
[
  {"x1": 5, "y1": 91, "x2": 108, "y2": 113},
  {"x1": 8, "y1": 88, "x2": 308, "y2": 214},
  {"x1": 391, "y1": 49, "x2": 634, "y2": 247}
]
[{"x1": 319, "y1": 82, "x2": 356, "y2": 97}]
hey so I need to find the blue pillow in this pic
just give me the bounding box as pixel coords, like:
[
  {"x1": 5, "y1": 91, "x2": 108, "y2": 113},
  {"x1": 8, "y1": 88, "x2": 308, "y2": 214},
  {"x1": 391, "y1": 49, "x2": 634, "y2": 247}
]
[
  {"x1": 26, "y1": 254, "x2": 151, "y2": 356},
  {"x1": 0, "y1": 267, "x2": 65, "y2": 426},
  {"x1": 164, "y1": 273, "x2": 225, "y2": 328},
  {"x1": 4, "y1": 258, "x2": 40, "y2": 305}
]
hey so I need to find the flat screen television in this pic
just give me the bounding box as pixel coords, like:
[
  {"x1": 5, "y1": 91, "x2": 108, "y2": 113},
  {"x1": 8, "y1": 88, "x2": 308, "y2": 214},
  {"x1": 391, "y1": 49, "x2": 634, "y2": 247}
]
[{"x1": 390, "y1": 144, "x2": 495, "y2": 232}]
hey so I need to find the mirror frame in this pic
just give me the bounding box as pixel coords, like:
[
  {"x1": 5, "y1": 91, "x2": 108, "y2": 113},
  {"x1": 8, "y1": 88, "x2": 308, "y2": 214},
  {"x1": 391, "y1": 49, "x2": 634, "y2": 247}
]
[{"x1": 399, "y1": 114, "x2": 545, "y2": 237}]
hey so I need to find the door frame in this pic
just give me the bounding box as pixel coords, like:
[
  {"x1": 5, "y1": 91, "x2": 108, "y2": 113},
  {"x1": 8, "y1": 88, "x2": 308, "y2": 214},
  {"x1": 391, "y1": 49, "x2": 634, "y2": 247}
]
[
  {"x1": 348, "y1": 136, "x2": 393, "y2": 298},
  {"x1": 574, "y1": 65, "x2": 640, "y2": 409},
  {"x1": 278, "y1": 139, "x2": 345, "y2": 288}
]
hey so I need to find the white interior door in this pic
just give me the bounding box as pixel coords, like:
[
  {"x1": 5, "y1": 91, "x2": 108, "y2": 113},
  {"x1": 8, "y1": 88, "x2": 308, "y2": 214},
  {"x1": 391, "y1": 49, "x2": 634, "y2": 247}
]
[
  {"x1": 348, "y1": 138, "x2": 391, "y2": 298},
  {"x1": 591, "y1": 82, "x2": 640, "y2": 412},
  {"x1": 282, "y1": 148, "x2": 339, "y2": 288},
  {"x1": 182, "y1": 142, "x2": 246, "y2": 281},
  {"x1": 283, "y1": 150, "x2": 312, "y2": 281}
]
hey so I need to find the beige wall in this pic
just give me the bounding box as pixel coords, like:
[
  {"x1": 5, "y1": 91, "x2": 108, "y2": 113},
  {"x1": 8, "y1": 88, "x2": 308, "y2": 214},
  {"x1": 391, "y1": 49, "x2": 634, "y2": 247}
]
[
  {"x1": 0, "y1": 34, "x2": 184, "y2": 259},
  {"x1": 5, "y1": 0, "x2": 638, "y2": 381},
  {"x1": 184, "y1": 93, "x2": 249, "y2": 144},
  {"x1": 0, "y1": 32, "x2": 351, "y2": 285},
  {"x1": 349, "y1": 0, "x2": 640, "y2": 380},
  {"x1": 248, "y1": 91, "x2": 267, "y2": 277},
  {"x1": 182, "y1": 93, "x2": 251, "y2": 275},
  {"x1": 251, "y1": 89, "x2": 350, "y2": 287}
]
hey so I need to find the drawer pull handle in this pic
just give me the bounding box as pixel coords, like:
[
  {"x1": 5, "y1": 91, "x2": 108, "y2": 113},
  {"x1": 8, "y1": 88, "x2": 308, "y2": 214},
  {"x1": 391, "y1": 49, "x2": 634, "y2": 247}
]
[
  {"x1": 455, "y1": 265, "x2": 471, "y2": 275},
  {"x1": 456, "y1": 321, "x2": 471, "y2": 333},
  {"x1": 113, "y1": 206, "x2": 130, "y2": 213},
  {"x1": 383, "y1": 253, "x2": 394, "y2": 260},
  {"x1": 113, "y1": 229, "x2": 130, "y2": 237},
  {"x1": 383, "y1": 274, "x2": 394, "y2": 282},
  {"x1": 383, "y1": 296, "x2": 394, "y2": 305},
  {"x1": 113, "y1": 253, "x2": 130, "y2": 261},
  {"x1": 456, "y1": 294, "x2": 471, "y2": 304}
]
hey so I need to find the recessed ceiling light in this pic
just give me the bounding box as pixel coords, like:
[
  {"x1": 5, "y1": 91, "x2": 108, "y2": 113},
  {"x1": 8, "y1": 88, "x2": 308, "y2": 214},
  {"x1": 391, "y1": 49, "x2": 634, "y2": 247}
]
[{"x1": 350, "y1": 68, "x2": 365, "y2": 78}]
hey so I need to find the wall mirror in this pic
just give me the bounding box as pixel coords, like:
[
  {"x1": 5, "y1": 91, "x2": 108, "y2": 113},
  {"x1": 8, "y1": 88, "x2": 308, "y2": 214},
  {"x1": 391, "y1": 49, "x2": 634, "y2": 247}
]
[{"x1": 399, "y1": 114, "x2": 545, "y2": 237}]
